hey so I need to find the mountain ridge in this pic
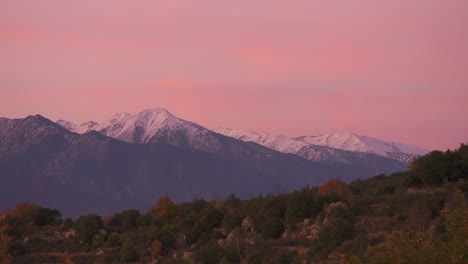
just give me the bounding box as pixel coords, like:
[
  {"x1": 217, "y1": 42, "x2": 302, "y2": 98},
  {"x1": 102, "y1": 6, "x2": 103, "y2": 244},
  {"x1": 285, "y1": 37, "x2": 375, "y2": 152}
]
[
  {"x1": 0, "y1": 112, "x2": 409, "y2": 216},
  {"x1": 57, "y1": 109, "x2": 427, "y2": 164},
  {"x1": 213, "y1": 127, "x2": 428, "y2": 163}
]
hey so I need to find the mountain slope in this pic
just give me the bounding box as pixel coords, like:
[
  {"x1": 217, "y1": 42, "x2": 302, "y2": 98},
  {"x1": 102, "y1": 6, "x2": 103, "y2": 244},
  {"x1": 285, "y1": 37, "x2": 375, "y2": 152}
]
[
  {"x1": 296, "y1": 132, "x2": 429, "y2": 163},
  {"x1": 1, "y1": 115, "x2": 340, "y2": 217},
  {"x1": 213, "y1": 128, "x2": 427, "y2": 163},
  {"x1": 61, "y1": 109, "x2": 224, "y2": 154},
  {"x1": 212, "y1": 127, "x2": 309, "y2": 154},
  {"x1": 57, "y1": 110, "x2": 408, "y2": 174},
  {"x1": 57, "y1": 110, "x2": 409, "y2": 175},
  {"x1": 213, "y1": 127, "x2": 408, "y2": 176}
]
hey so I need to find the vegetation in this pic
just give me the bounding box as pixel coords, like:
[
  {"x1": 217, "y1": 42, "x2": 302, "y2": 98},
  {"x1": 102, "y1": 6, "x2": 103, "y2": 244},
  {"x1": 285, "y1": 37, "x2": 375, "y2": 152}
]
[{"x1": 0, "y1": 144, "x2": 467, "y2": 263}]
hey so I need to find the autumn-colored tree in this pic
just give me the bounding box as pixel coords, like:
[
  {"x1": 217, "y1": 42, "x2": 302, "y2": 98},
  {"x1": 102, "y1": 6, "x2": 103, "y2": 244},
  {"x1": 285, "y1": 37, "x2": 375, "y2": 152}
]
[
  {"x1": 0, "y1": 215, "x2": 13, "y2": 264},
  {"x1": 148, "y1": 195, "x2": 183, "y2": 224},
  {"x1": 318, "y1": 179, "x2": 348, "y2": 196},
  {"x1": 318, "y1": 178, "x2": 353, "y2": 208},
  {"x1": 9, "y1": 203, "x2": 40, "y2": 219},
  {"x1": 147, "y1": 240, "x2": 163, "y2": 259}
]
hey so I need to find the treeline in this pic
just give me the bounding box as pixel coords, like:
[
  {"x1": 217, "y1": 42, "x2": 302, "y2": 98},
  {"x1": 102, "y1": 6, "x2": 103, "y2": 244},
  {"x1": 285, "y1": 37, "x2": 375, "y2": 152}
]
[{"x1": 0, "y1": 144, "x2": 467, "y2": 264}]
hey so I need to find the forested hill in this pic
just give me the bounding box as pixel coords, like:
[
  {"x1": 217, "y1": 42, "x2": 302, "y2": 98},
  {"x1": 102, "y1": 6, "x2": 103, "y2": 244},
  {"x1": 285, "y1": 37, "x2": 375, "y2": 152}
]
[{"x1": 0, "y1": 144, "x2": 467, "y2": 264}]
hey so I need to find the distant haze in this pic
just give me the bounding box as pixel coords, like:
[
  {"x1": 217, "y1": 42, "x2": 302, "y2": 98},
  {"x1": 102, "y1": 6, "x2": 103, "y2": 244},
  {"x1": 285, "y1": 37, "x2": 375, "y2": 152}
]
[{"x1": 1, "y1": 0, "x2": 467, "y2": 150}]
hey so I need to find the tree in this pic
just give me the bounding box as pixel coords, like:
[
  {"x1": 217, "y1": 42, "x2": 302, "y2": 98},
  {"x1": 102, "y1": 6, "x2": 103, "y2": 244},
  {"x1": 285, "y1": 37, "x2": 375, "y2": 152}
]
[
  {"x1": 120, "y1": 237, "x2": 139, "y2": 262},
  {"x1": 0, "y1": 218, "x2": 13, "y2": 264},
  {"x1": 256, "y1": 196, "x2": 286, "y2": 239},
  {"x1": 285, "y1": 188, "x2": 318, "y2": 223},
  {"x1": 146, "y1": 226, "x2": 176, "y2": 254},
  {"x1": 318, "y1": 178, "x2": 352, "y2": 206},
  {"x1": 148, "y1": 196, "x2": 183, "y2": 225},
  {"x1": 311, "y1": 204, "x2": 355, "y2": 258},
  {"x1": 318, "y1": 178, "x2": 348, "y2": 197},
  {"x1": 194, "y1": 242, "x2": 225, "y2": 264},
  {"x1": 147, "y1": 240, "x2": 162, "y2": 260},
  {"x1": 406, "y1": 144, "x2": 468, "y2": 187},
  {"x1": 75, "y1": 214, "x2": 103, "y2": 244},
  {"x1": 106, "y1": 209, "x2": 141, "y2": 233}
]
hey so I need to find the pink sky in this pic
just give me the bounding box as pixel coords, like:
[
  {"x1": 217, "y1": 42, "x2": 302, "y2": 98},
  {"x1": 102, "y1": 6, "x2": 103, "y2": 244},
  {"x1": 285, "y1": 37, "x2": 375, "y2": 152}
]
[{"x1": 1, "y1": 0, "x2": 467, "y2": 150}]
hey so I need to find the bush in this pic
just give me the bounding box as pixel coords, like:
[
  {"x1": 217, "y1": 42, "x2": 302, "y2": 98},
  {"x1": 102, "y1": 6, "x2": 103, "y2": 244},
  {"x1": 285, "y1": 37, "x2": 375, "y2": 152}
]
[
  {"x1": 6, "y1": 238, "x2": 25, "y2": 257},
  {"x1": 285, "y1": 188, "x2": 318, "y2": 223},
  {"x1": 120, "y1": 237, "x2": 139, "y2": 262},
  {"x1": 75, "y1": 214, "x2": 103, "y2": 244},
  {"x1": 146, "y1": 226, "x2": 176, "y2": 254},
  {"x1": 221, "y1": 212, "x2": 242, "y2": 234},
  {"x1": 406, "y1": 144, "x2": 468, "y2": 187},
  {"x1": 193, "y1": 242, "x2": 225, "y2": 264},
  {"x1": 106, "y1": 209, "x2": 141, "y2": 233}
]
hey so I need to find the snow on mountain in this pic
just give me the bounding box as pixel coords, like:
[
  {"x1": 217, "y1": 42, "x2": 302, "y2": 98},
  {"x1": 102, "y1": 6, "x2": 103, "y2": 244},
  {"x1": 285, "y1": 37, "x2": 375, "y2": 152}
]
[
  {"x1": 55, "y1": 110, "x2": 428, "y2": 164},
  {"x1": 294, "y1": 144, "x2": 358, "y2": 163},
  {"x1": 56, "y1": 119, "x2": 77, "y2": 131},
  {"x1": 212, "y1": 127, "x2": 364, "y2": 163},
  {"x1": 95, "y1": 109, "x2": 217, "y2": 148},
  {"x1": 295, "y1": 132, "x2": 429, "y2": 162},
  {"x1": 74, "y1": 121, "x2": 99, "y2": 134},
  {"x1": 213, "y1": 128, "x2": 428, "y2": 163},
  {"x1": 212, "y1": 127, "x2": 309, "y2": 154},
  {"x1": 57, "y1": 109, "x2": 223, "y2": 152}
]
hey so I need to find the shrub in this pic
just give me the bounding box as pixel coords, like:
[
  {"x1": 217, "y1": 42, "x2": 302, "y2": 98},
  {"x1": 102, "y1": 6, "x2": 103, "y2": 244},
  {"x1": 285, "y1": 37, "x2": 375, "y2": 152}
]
[
  {"x1": 193, "y1": 242, "x2": 225, "y2": 264},
  {"x1": 106, "y1": 209, "x2": 141, "y2": 233},
  {"x1": 120, "y1": 237, "x2": 139, "y2": 262},
  {"x1": 75, "y1": 214, "x2": 103, "y2": 244}
]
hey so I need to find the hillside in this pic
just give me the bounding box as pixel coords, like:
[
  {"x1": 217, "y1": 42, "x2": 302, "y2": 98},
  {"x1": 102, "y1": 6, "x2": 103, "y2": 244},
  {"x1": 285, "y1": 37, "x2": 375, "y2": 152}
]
[{"x1": 1, "y1": 144, "x2": 466, "y2": 264}]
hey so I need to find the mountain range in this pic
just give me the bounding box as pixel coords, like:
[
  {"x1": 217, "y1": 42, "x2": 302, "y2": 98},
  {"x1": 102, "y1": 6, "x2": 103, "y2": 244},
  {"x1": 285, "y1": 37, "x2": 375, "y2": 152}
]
[
  {"x1": 0, "y1": 109, "x2": 426, "y2": 217},
  {"x1": 212, "y1": 128, "x2": 428, "y2": 163}
]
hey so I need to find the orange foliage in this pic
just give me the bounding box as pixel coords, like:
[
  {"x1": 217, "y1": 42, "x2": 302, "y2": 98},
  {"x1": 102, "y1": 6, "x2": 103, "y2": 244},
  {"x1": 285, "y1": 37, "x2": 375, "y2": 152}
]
[
  {"x1": 9, "y1": 203, "x2": 40, "y2": 218},
  {"x1": 60, "y1": 253, "x2": 73, "y2": 264},
  {"x1": 103, "y1": 216, "x2": 112, "y2": 226},
  {"x1": 0, "y1": 220, "x2": 13, "y2": 264},
  {"x1": 147, "y1": 240, "x2": 163, "y2": 259},
  {"x1": 318, "y1": 178, "x2": 348, "y2": 196},
  {"x1": 149, "y1": 195, "x2": 183, "y2": 224}
]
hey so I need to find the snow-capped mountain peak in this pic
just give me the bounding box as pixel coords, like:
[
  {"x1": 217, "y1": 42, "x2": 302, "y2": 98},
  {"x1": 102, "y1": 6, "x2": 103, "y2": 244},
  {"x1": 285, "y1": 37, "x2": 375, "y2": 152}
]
[
  {"x1": 74, "y1": 121, "x2": 99, "y2": 134},
  {"x1": 213, "y1": 128, "x2": 429, "y2": 163},
  {"x1": 295, "y1": 132, "x2": 428, "y2": 157},
  {"x1": 212, "y1": 127, "x2": 309, "y2": 154},
  {"x1": 55, "y1": 109, "x2": 429, "y2": 164}
]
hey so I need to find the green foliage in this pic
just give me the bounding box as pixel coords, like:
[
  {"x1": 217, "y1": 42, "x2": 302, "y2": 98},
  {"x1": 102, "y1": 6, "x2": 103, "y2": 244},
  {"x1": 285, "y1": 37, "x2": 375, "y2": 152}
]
[
  {"x1": 6, "y1": 204, "x2": 61, "y2": 234},
  {"x1": 106, "y1": 209, "x2": 141, "y2": 233},
  {"x1": 120, "y1": 237, "x2": 139, "y2": 262},
  {"x1": 6, "y1": 237, "x2": 25, "y2": 257},
  {"x1": 224, "y1": 194, "x2": 241, "y2": 209},
  {"x1": 4, "y1": 143, "x2": 468, "y2": 263},
  {"x1": 376, "y1": 185, "x2": 396, "y2": 195},
  {"x1": 285, "y1": 187, "x2": 319, "y2": 223},
  {"x1": 75, "y1": 214, "x2": 103, "y2": 244},
  {"x1": 180, "y1": 200, "x2": 224, "y2": 245},
  {"x1": 221, "y1": 212, "x2": 242, "y2": 234},
  {"x1": 255, "y1": 195, "x2": 287, "y2": 239},
  {"x1": 311, "y1": 205, "x2": 355, "y2": 258},
  {"x1": 407, "y1": 144, "x2": 468, "y2": 187},
  {"x1": 146, "y1": 226, "x2": 176, "y2": 253},
  {"x1": 33, "y1": 208, "x2": 61, "y2": 227},
  {"x1": 193, "y1": 242, "x2": 225, "y2": 264},
  {"x1": 107, "y1": 233, "x2": 122, "y2": 246},
  {"x1": 349, "y1": 172, "x2": 407, "y2": 196}
]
